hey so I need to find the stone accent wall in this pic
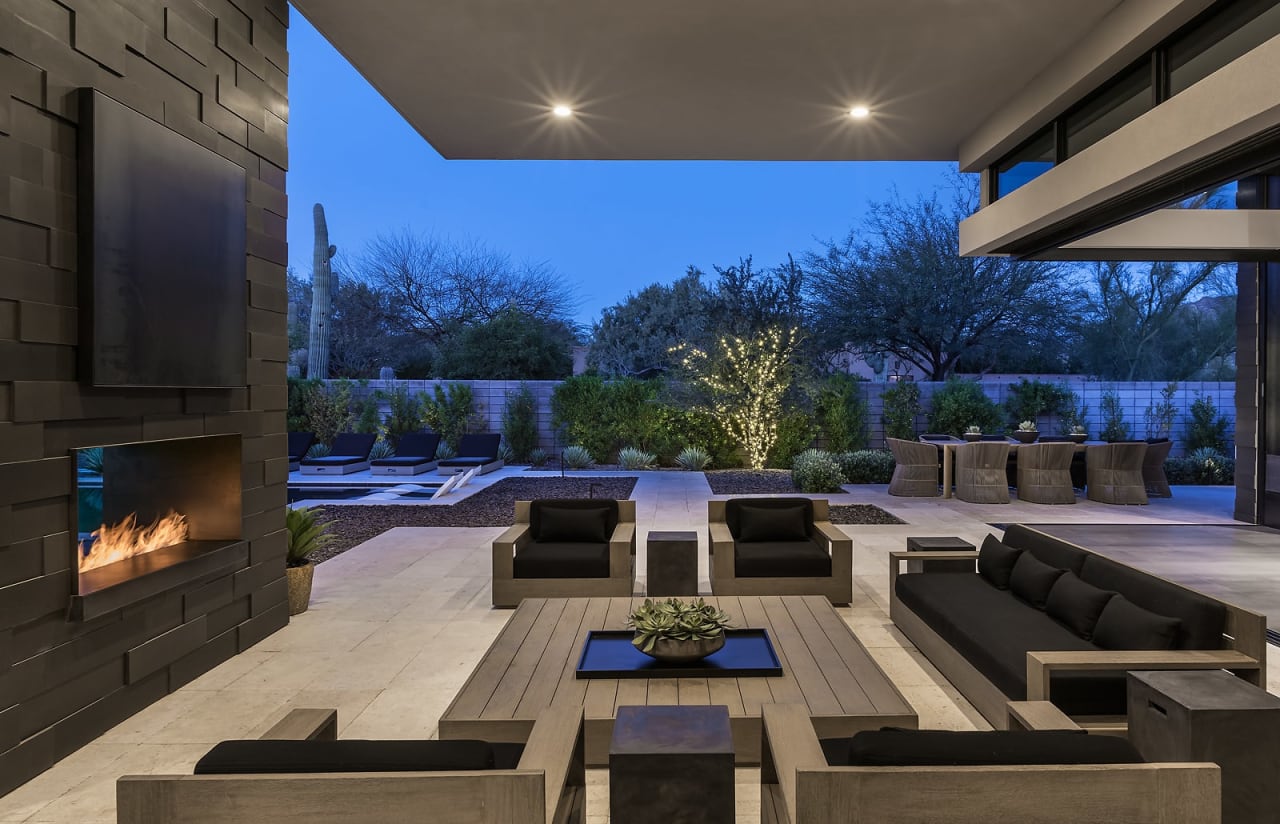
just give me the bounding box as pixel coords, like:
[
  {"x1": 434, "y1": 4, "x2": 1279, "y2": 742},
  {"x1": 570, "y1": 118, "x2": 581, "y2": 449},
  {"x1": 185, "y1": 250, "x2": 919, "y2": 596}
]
[{"x1": 0, "y1": 0, "x2": 288, "y2": 794}]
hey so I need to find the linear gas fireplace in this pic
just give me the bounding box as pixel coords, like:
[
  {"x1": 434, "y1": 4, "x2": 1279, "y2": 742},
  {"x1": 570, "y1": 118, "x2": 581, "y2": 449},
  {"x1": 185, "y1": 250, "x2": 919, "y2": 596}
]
[{"x1": 70, "y1": 434, "x2": 244, "y2": 620}]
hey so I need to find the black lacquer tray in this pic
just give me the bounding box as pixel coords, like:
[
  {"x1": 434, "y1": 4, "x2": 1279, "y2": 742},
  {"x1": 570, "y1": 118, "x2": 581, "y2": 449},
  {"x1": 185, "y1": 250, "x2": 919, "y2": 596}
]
[{"x1": 575, "y1": 629, "x2": 783, "y2": 679}]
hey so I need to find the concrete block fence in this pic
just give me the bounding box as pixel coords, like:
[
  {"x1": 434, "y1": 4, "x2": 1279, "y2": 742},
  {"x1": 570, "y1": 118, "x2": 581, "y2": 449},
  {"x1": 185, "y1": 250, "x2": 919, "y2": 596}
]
[{"x1": 335, "y1": 378, "x2": 1235, "y2": 459}]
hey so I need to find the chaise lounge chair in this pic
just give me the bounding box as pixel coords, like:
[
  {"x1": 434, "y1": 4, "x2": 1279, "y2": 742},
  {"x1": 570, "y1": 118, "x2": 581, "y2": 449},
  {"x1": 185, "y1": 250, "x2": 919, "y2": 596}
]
[
  {"x1": 438, "y1": 433, "x2": 504, "y2": 476},
  {"x1": 116, "y1": 702, "x2": 586, "y2": 824},
  {"x1": 299, "y1": 432, "x2": 377, "y2": 475},
  {"x1": 370, "y1": 432, "x2": 441, "y2": 476},
  {"x1": 287, "y1": 432, "x2": 315, "y2": 472}
]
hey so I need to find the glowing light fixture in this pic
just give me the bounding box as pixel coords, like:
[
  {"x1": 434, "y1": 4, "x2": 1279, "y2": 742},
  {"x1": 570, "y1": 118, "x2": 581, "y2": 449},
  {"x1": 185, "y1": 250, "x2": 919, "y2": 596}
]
[
  {"x1": 552, "y1": 105, "x2": 574, "y2": 118},
  {"x1": 849, "y1": 105, "x2": 871, "y2": 119}
]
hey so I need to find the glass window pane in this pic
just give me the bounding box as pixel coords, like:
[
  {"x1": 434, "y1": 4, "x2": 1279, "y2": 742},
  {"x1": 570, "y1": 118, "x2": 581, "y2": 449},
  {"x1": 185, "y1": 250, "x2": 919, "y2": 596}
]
[
  {"x1": 1169, "y1": 0, "x2": 1280, "y2": 97},
  {"x1": 1064, "y1": 62, "x2": 1152, "y2": 158},
  {"x1": 995, "y1": 126, "x2": 1055, "y2": 198}
]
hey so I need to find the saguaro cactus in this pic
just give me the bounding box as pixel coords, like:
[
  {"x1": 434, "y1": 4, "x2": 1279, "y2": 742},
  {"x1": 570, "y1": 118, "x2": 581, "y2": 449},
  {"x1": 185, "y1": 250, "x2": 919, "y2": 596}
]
[{"x1": 307, "y1": 203, "x2": 338, "y2": 379}]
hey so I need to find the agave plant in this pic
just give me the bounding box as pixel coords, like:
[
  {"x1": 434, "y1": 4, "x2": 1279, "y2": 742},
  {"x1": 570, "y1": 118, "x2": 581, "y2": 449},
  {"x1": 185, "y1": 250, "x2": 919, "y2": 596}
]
[
  {"x1": 369, "y1": 439, "x2": 395, "y2": 460},
  {"x1": 617, "y1": 446, "x2": 656, "y2": 470},
  {"x1": 562, "y1": 445, "x2": 594, "y2": 469},
  {"x1": 77, "y1": 446, "x2": 105, "y2": 473},
  {"x1": 1017, "y1": 419, "x2": 1037, "y2": 432},
  {"x1": 434, "y1": 442, "x2": 457, "y2": 461},
  {"x1": 675, "y1": 446, "x2": 712, "y2": 471},
  {"x1": 285, "y1": 506, "x2": 335, "y2": 567},
  {"x1": 965, "y1": 425, "x2": 981, "y2": 435},
  {"x1": 305, "y1": 443, "x2": 331, "y2": 459},
  {"x1": 528, "y1": 447, "x2": 548, "y2": 467},
  {"x1": 627, "y1": 598, "x2": 733, "y2": 653}
]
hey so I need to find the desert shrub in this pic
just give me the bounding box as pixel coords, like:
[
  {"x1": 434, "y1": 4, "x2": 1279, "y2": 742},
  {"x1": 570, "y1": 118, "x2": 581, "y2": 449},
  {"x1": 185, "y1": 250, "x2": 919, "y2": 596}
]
[
  {"x1": 422, "y1": 382, "x2": 480, "y2": 451},
  {"x1": 654, "y1": 405, "x2": 741, "y2": 468},
  {"x1": 1004, "y1": 379, "x2": 1072, "y2": 428},
  {"x1": 1165, "y1": 448, "x2": 1234, "y2": 485},
  {"x1": 928, "y1": 378, "x2": 1003, "y2": 436},
  {"x1": 881, "y1": 382, "x2": 920, "y2": 440},
  {"x1": 767, "y1": 410, "x2": 816, "y2": 469},
  {"x1": 791, "y1": 449, "x2": 846, "y2": 493},
  {"x1": 675, "y1": 446, "x2": 712, "y2": 471},
  {"x1": 502, "y1": 383, "x2": 539, "y2": 462},
  {"x1": 562, "y1": 444, "x2": 594, "y2": 469},
  {"x1": 1185, "y1": 394, "x2": 1229, "y2": 453},
  {"x1": 618, "y1": 447, "x2": 656, "y2": 470},
  {"x1": 550, "y1": 375, "x2": 664, "y2": 462},
  {"x1": 814, "y1": 373, "x2": 869, "y2": 452},
  {"x1": 498, "y1": 443, "x2": 515, "y2": 463},
  {"x1": 1099, "y1": 389, "x2": 1130, "y2": 442},
  {"x1": 352, "y1": 386, "x2": 382, "y2": 435},
  {"x1": 384, "y1": 385, "x2": 425, "y2": 446},
  {"x1": 1143, "y1": 382, "x2": 1179, "y2": 440},
  {"x1": 287, "y1": 377, "x2": 323, "y2": 432},
  {"x1": 528, "y1": 447, "x2": 548, "y2": 467},
  {"x1": 836, "y1": 450, "x2": 896, "y2": 484},
  {"x1": 369, "y1": 440, "x2": 395, "y2": 460},
  {"x1": 303, "y1": 381, "x2": 355, "y2": 446}
]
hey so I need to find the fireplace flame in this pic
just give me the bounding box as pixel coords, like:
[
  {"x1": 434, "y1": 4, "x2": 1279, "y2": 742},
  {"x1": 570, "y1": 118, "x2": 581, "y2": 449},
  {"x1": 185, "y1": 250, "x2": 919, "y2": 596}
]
[{"x1": 78, "y1": 511, "x2": 189, "y2": 573}]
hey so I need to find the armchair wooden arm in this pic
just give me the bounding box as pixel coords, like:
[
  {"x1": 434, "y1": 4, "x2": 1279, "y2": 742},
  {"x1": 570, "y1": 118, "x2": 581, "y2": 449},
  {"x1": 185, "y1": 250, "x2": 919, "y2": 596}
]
[
  {"x1": 709, "y1": 521, "x2": 735, "y2": 582},
  {"x1": 1025, "y1": 649, "x2": 1260, "y2": 702},
  {"x1": 887, "y1": 549, "x2": 978, "y2": 589},
  {"x1": 608, "y1": 521, "x2": 637, "y2": 580},
  {"x1": 492, "y1": 523, "x2": 534, "y2": 581},
  {"x1": 761, "y1": 704, "x2": 827, "y2": 824},
  {"x1": 518, "y1": 702, "x2": 586, "y2": 824}
]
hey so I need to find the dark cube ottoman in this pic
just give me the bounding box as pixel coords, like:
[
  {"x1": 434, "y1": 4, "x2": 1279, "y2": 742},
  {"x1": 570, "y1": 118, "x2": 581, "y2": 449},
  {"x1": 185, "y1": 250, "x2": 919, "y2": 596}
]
[
  {"x1": 610, "y1": 705, "x2": 734, "y2": 824},
  {"x1": 646, "y1": 530, "x2": 698, "y2": 596}
]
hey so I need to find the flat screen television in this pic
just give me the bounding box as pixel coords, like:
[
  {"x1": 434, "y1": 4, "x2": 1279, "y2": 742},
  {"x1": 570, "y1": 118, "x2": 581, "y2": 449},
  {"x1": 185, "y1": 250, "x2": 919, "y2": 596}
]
[{"x1": 79, "y1": 89, "x2": 247, "y2": 388}]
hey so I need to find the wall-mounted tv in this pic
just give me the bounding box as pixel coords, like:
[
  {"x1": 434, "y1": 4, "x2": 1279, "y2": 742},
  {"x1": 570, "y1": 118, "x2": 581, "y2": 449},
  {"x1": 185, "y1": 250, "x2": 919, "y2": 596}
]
[{"x1": 79, "y1": 89, "x2": 247, "y2": 388}]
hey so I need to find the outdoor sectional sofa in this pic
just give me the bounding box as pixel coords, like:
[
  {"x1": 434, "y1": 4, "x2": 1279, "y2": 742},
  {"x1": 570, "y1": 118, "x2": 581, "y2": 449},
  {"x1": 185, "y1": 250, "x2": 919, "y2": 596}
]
[{"x1": 889, "y1": 524, "x2": 1266, "y2": 730}]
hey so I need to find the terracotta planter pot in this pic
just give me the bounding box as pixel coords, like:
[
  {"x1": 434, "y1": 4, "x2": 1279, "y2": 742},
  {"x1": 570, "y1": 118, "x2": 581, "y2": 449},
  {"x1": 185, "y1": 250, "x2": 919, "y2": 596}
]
[
  {"x1": 636, "y1": 633, "x2": 725, "y2": 663},
  {"x1": 286, "y1": 562, "x2": 314, "y2": 615}
]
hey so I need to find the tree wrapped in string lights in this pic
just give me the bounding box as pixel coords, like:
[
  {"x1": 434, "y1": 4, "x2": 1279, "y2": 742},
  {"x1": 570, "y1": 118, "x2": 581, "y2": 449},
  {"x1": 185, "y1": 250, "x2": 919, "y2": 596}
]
[{"x1": 676, "y1": 326, "x2": 800, "y2": 469}]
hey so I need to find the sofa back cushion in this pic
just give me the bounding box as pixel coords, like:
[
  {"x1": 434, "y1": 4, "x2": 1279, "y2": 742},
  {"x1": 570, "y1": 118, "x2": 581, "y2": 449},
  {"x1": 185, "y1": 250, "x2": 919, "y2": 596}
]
[
  {"x1": 1001, "y1": 524, "x2": 1087, "y2": 575},
  {"x1": 1079, "y1": 555, "x2": 1226, "y2": 649},
  {"x1": 1091, "y1": 595, "x2": 1182, "y2": 650},
  {"x1": 725, "y1": 498, "x2": 813, "y2": 542},
  {"x1": 195, "y1": 739, "x2": 498, "y2": 774},
  {"x1": 530, "y1": 499, "x2": 618, "y2": 543},
  {"x1": 840, "y1": 729, "x2": 1143, "y2": 767},
  {"x1": 1009, "y1": 552, "x2": 1066, "y2": 610},
  {"x1": 977, "y1": 534, "x2": 1022, "y2": 590},
  {"x1": 1045, "y1": 572, "x2": 1116, "y2": 640}
]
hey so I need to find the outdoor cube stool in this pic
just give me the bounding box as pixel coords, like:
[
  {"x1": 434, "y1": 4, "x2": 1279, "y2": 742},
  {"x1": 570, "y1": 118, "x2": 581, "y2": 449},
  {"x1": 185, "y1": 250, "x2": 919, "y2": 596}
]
[
  {"x1": 646, "y1": 530, "x2": 698, "y2": 596},
  {"x1": 610, "y1": 705, "x2": 734, "y2": 824}
]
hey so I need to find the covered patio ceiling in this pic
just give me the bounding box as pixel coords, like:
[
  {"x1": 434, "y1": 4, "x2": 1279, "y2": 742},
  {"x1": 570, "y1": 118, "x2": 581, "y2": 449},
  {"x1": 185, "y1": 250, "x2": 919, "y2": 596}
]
[{"x1": 291, "y1": 0, "x2": 1127, "y2": 161}]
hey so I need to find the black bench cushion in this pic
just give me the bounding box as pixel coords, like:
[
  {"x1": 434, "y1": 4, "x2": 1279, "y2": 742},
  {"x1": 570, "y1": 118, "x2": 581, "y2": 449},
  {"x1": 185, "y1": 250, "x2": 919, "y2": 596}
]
[
  {"x1": 1078, "y1": 555, "x2": 1225, "y2": 649},
  {"x1": 1001, "y1": 524, "x2": 1088, "y2": 575},
  {"x1": 977, "y1": 534, "x2": 1022, "y2": 590},
  {"x1": 194, "y1": 739, "x2": 508, "y2": 774},
  {"x1": 725, "y1": 498, "x2": 814, "y2": 541},
  {"x1": 821, "y1": 729, "x2": 1142, "y2": 767},
  {"x1": 529, "y1": 499, "x2": 619, "y2": 543},
  {"x1": 734, "y1": 539, "x2": 831, "y2": 578},
  {"x1": 895, "y1": 573, "x2": 1126, "y2": 716},
  {"x1": 514, "y1": 541, "x2": 610, "y2": 578}
]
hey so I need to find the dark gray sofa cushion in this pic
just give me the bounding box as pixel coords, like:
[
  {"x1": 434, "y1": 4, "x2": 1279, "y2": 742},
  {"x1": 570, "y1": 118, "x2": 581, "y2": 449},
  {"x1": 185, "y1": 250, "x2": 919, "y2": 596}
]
[
  {"x1": 1045, "y1": 572, "x2": 1116, "y2": 640},
  {"x1": 894, "y1": 573, "x2": 1126, "y2": 716},
  {"x1": 195, "y1": 739, "x2": 501, "y2": 774},
  {"x1": 734, "y1": 539, "x2": 831, "y2": 578},
  {"x1": 1001, "y1": 524, "x2": 1088, "y2": 575},
  {"x1": 1091, "y1": 595, "x2": 1181, "y2": 650},
  {"x1": 1009, "y1": 552, "x2": 1066, "y2": 610},
  {"x1": 1078, "y1": 555, "x2": 1225, "y2": 649},
  {"x1": 513, "y1": 542, "x2": 610, "y2": 578},
  {"x1": 824, "y1": 729, "x2": 1142, "y2": 767},
  {"x1": 977, "y1": 534, "x2": 1022, "y2": 590}
]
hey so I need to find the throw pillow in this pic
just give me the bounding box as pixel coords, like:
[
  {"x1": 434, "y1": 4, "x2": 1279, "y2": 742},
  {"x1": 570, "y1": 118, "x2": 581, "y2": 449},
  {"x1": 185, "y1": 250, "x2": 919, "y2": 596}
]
[
  {"x1": 536, "y1": 505, "x2": 609, "y2": 543},
  {"x1": 977, "y1": 534, "x2": 1022, "y2": 589},
  {"x1": 736, "y1": 503, "x2": 808, "y2": 543},
  {"x1": 1045, "y1": 572, "x2": 1116, "y2": 639},
  {"x1": 1092, "y1": 595, "x2": 1181, "y2": 650},
  {"x1": 1008, "y1": 551, "x2": 1066, "y2": 610}
]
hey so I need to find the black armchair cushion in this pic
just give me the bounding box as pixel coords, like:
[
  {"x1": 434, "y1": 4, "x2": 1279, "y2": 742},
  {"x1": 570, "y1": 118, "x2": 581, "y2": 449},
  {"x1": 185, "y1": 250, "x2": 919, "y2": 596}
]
[
  {"x1": 1078, "y1": 555, "x2": 1224, "y2": 649},
  {"x1": 513, "y1": 541, "x2": 610, "y2": 578},
  {"x1": 826, "y1": 729, "x2": 1142, "y2": 767},
  {"x1": 1091, "y1": 595, "x2": 1181, "y2": 650},
  {"x1": 530, "y1": 499, "x2": 619, "y2": 543},
  {"x1": 1045, "y1": 572, "x2": 1116, "y2": 640},
  {"x1": 977, "y1": 534, "x2": 1022, "y2": 590},
  {"x1": 1009, "y1": 552, "x2": 1066, "y2": 610},
  {"x1": 727, "y1": 498, "x2": 812, "y2": 542},
  {"x1": 734, "y1": 539, "x2": 831, "y2": 578},
  {"x1": 194, "y1": 739, "x2": 500, "y2": 774}
]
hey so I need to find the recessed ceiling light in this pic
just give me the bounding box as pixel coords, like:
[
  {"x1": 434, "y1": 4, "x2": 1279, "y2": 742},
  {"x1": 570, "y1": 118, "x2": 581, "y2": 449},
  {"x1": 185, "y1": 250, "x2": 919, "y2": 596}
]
[
  {"x1": 849, "y1": 106, "x2": 871, "y2": 120},
  {"x1": 552, "y1": 105, "x2": 574, "y2": 118}
]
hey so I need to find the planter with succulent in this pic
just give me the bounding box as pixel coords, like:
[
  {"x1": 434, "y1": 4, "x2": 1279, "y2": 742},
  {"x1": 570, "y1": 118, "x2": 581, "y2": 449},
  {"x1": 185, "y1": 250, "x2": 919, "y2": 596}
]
[
  {"x1": 1012, "y1": 420, "x2": 1038, "y2": 444},
  {"x1": 1068, "y1": 425, "x2": 1088, "y2": 444},
  {"x1": 963, "y1": 425, "x2": 982, "y2": 442},
  {"x1": 285, "y1": 505, "x2": 334, "y2": 615},
  {"x1": 628, "y1": 597, "x2": 733, "y2": 663}
]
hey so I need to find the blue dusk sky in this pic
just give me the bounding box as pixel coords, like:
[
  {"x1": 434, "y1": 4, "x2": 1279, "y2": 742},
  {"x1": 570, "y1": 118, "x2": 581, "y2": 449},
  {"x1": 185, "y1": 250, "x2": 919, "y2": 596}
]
[{"x1": 286, "y1": 12, "x2": 956, "y2": 326}]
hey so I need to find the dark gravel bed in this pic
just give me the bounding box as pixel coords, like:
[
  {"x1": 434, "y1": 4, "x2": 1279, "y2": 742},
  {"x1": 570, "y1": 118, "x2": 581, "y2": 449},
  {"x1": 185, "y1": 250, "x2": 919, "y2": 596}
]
[
  {"x1": 828, "y1": 504, "x2": 905, "y2": 525},
  {"x1": 311, "y1": 476, "x2": 638, "y2": 564},
  {"x1": 704, "y1": 469, "x2": 796, "y2": 494}
]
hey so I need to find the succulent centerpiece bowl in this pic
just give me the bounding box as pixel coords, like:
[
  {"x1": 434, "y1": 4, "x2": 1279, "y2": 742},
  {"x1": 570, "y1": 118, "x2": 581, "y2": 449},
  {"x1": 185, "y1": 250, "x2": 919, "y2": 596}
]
[{"x1": 628, "y1": 597, "x2": 733, "y2": 664}]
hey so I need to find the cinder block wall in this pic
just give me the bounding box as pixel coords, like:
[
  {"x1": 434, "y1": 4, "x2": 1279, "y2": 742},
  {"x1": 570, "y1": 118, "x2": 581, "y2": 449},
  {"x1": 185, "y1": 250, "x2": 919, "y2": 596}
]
[{"x1": 0, "y1": 0, "x2": 289, "y2": 794}]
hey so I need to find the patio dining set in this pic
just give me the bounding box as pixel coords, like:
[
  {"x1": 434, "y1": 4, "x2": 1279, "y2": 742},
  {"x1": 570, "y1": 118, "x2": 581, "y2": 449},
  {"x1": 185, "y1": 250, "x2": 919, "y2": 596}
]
[{"x1": 888, "y1": 435, "x2": 1174, "y2": 505}]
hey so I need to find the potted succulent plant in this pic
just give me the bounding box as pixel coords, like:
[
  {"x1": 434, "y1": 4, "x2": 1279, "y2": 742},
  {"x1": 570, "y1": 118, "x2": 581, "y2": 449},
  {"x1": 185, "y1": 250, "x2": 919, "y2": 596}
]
[
  {"x1": 963, "y1": 425, "x2": 983, "y2": 442},
  {"x1": 628, "y1": 598, "x2": 733, "y2": 663},
  {"x1": 1012, "y1": 420, "x2": 1039, "y2": 444},
  {"x1": 1068, "y1": 424, "x2": 1088, "y2": 444},
  {"x1": 285, "y1": 505, "x2": 334, "y2": 615}
]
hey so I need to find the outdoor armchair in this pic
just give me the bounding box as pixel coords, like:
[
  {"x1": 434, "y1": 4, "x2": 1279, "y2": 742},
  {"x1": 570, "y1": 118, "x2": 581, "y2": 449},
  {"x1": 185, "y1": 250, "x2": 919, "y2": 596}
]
[
  {"x1": 1143, "y1": 438, "x2": 1173, "y2": 498},
  {"x1": 954, "y1": 441, "x2": 1010, "y2": 503},
  {"x1": 1015, "y1": 442, "x2": 1077, "y2": 504},
  {"x1": 1086, "y1": 442, "x2": 1149, "y2": 505},
  {"x1": 887, "y1": 438, "x2": 940, "y2": 497}
]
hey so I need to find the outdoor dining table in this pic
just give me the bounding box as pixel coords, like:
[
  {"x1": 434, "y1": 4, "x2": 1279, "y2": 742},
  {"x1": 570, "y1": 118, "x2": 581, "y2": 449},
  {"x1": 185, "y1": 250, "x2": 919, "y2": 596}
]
[{"x1": 920, "y1": 437, "x2": 1100, "y2": 500}]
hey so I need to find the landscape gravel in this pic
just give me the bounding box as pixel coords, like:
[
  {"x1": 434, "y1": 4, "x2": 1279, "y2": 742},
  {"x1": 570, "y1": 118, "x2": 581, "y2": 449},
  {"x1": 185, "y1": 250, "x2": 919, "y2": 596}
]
[{"x1": 704, "y1": 470, "x2": 905, "y2": 524}]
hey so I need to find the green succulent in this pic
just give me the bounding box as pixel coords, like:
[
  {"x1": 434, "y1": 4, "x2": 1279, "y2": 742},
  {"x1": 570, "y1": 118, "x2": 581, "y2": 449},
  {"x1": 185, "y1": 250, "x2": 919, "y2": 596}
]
[
  {"x1": 675, "y1": 446, "x2": 712, "y2": 471},
  {"x1": 627, "y1": 598, "x2": 733, "y2": 653},
  {"x1": 562, "y1": 445, "x2": 594, "y2": 469},
  {"x1": 617, "y1": 446, "x2": 656, "y2": 470},
  {"x1": 285, "y1": 505, "x2": 335, "y2": 567}
]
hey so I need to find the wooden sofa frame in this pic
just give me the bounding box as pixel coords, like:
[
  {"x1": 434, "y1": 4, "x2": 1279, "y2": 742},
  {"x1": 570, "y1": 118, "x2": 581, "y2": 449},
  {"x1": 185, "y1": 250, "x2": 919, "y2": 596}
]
[
  {"x1": 888, "y1": 527, "x2": 1267, "y2": 731},
  {"x1": 116, "y1": 702, "x2": 586, "y2": 824},
  {"x1": 491, "y1": 499, "x2": 637, "y2": 608},
  {"x1": 708, "y1": 499, "x2": 853, "y2": 605},
  {"x1": 759, "y1": 702, "x2": 1221, "y2": 824}
]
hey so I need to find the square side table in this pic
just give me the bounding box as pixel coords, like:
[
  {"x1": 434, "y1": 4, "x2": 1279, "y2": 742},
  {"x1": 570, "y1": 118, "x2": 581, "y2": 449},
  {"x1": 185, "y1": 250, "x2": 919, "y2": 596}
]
[
  {"x1": 905, "y1": 536, "x2": 975, "y2": 574},
  {"x1": 646, "y1": 530, "x2": 698, "y2": 596},
  {"x1": 610, "y1": 705, "x2": 734, "y2": 824}
]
